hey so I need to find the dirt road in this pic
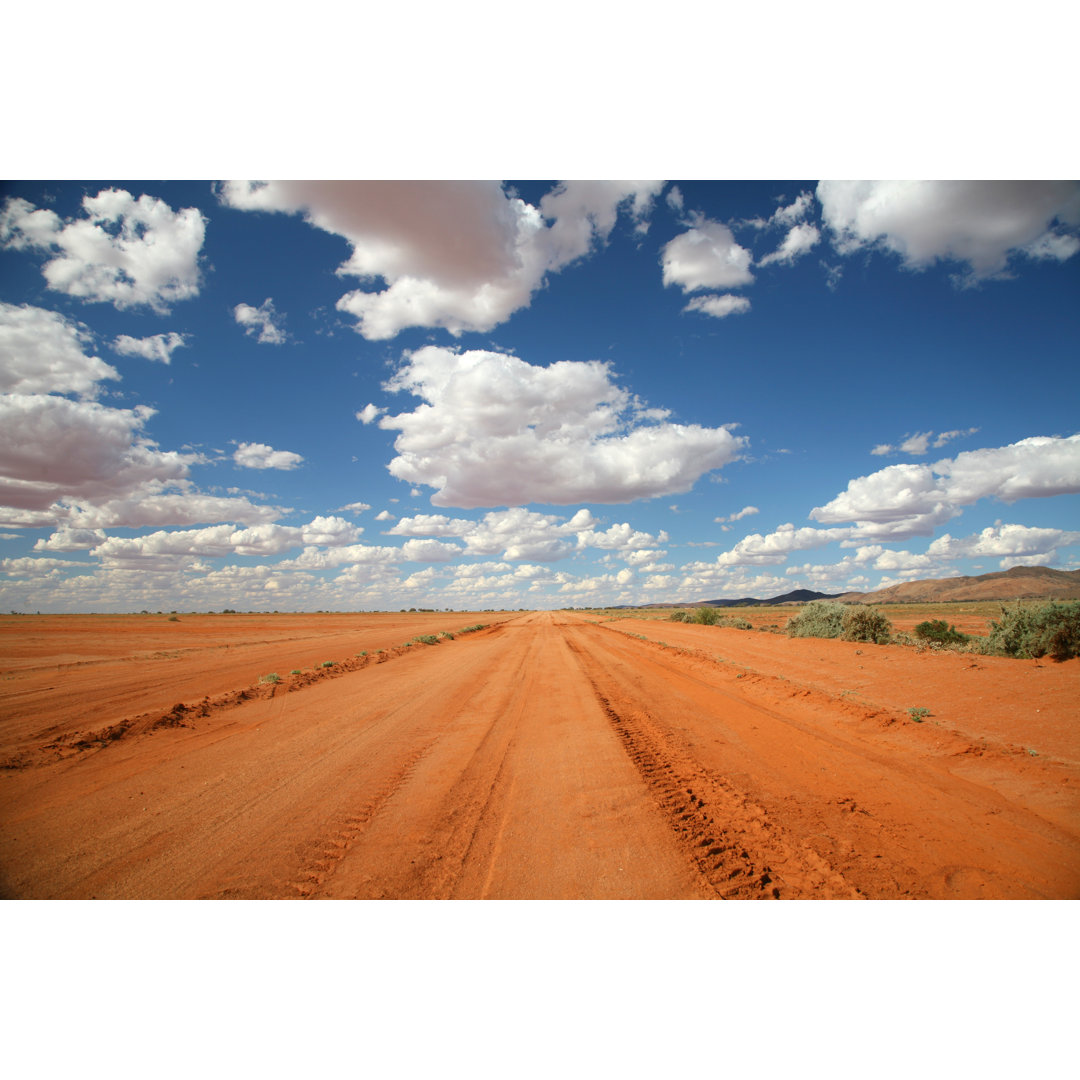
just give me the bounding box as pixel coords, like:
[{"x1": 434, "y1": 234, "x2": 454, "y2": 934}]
[{"x1": 2, "y1": 612, "x2": 1077, "y2": 898}]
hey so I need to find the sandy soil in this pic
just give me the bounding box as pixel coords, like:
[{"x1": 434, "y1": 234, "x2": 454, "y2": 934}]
[{"x1": 1, "y1": 611, "x2": 1076, "y2": 899}]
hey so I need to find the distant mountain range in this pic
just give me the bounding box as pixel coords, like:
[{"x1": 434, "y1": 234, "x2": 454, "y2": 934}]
[
  {"x1": 646, "y1": 566, "x2": 1080, "y2": 609},
  {"x1": 643, "y1": 588, "x2": 842, "y2": 609},
  {"x1": 835, "y1": 565, "x2": 1080, "y2": 604}
]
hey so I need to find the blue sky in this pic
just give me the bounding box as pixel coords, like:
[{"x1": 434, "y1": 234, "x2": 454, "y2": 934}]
[{"x1": 1, "y1": 179, "x2": 1078, "y2": 612}]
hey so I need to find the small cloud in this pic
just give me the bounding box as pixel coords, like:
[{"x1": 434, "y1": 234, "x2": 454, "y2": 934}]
[
  {"x1": 337, "y1": 501, "x2": 372, "y2": 515},
  {"x1": 234, "y1": 298, "x2": 286, "y2": 345},
  {"x1": 111, "y1": 332, "x2": 189, "y2": 364},
  {"x1": 872, "y1": 431, "x2": 944, "y2": 457},
  {"x1": 661, "y1": 215, "x2": 754, "y2": 293},
  {"x1": 715, "y1": 505, "x2": 759, "y2": 523},
  {"x1": 375, "y1": 510, "x2": 395, "y2": 521},
  {"x1": 758, "y1": 223, "x2": 820, "y2": 267},
  {"x1": 934, "y1": 426, "x2": 980, "y2": 448},
  {"x1": 666, "y1": 185, "x2": 684, "y2": 212},
  {"x1": 900, "y1": 432, "x2": 933, "y2": 455},
  {"x1": 683, "y1": 294, "x2": 751, "y2": 320},
  {"x1": 356, "y1": 403, "x2": 383, "y2": 424},
  {"x1": 233, "y1": 441, "x2": 304, "y2": 470}
]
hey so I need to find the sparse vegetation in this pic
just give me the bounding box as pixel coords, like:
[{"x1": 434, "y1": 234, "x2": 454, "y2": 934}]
[
  {"x1": 259, "y1": 673, "x2": 280, "y2": 684},
  {"x1": 841, "y1": 605, "x2": 892, "y2": 644},
  {"x1": 412, "y1": 634, "x2": 439, "y2": 645},
  {"x1": 290, "y1": 669, "x2": 302, "y2": 674},
  {"x1": 908, "y1": 707, "x2": 931, "y2": 722},
  {"x1": 980, "y1": 600, "x2": 1080, "y2": 661},
  {"x1": 668, "y1": 610, "x2": 689, "y2": 622},
  {"x1": 320, "y1": 660, "x2": 334, "y2": 668},
  {"x1": 692, "y1": 606, "x2": 720, "y2": 625},
  {"x1": 785, "y1": 601, "x2": 846, "y2": 639},
  {"x1": 785, "y1": 601, "x2": 892, "y2": 644},
  {"x1": 913, "y1": 619, "x2": 969, "y2": 646}
]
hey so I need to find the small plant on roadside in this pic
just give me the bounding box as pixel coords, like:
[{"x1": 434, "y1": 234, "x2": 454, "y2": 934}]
[
  {"x1": 913, "y1": 619, "x2": 969, "y2": 647},
  {"x1": 981, "y1": 600, "x2": 1080, "y2": 661},
  {"x1": 785, "y1": 601, "x2": 892, "y2": 644},
  {"x1": 290, "y1": 669, "x2": 301, "y2": 674},
  {"x1": 786, "y1": 600, "x2": 846, "y2": 639},
  {"x1": 320, "y1": 660, "x2": 334, "y2": 668},
  {"x1": 439, "y1": 631, "x2": 454, "y2": 640},
  {"x1": 413, "y1": 634, "x2": 439, "y2": 645},
  {"x1": 259, "y1": 672, "x2": 280, "y2": 684},
  {"x1": 841, "y1": 605, "x2": 893, "y2": 644},
  {"x1": 668, "y1": 610, "x2": 689, "y2": 622},
  {"x1": 722, "y1": 616, "x2": 753, "y2": 630},
  {"x1": 692, "y1": 606, "x2": 720, "y2": 625},
  {"x1": 908, "y1": 706, "x2": 931, "y2": 722}
]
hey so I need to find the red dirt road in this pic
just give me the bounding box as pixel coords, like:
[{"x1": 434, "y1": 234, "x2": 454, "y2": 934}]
[{"x1": 1, "y1": 612, "x2": 1077, "y2": 899}]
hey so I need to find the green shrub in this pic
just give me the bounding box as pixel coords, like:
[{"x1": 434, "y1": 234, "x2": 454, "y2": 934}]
[
  {"x1": 259, "y1": 672, "x2": 280, "y2": 684},
  {"x1": 290, "y1": 669, "x2": 302, "y2": 674},
  {"x1": 786, "y1": 600, "x2": 846, "y2": 639},
  {"x1": 841, "y1": 605, "x2": 892, "y2": 644},
  {"x1": 786, "y1": 601, "x2": 893, "y2": 643},
  {"x1": 913, "y1": 619, "x2": 969, "y2": 646},
  {"x1": 320, "y1": 660, "x2": 334, "y2": 668},
  {"x1": 668, "y1": 611, "x2": 689, "y2": 622},
  {"x1": 721, "y1": 616, "x2": 753, "y2": 630},
  {"x1": 908, "y1": 706, "x2": 931, "y2": 723},
  {"x1": 982, "y1": 601, "x2": 1080, "y2": 661},
  {"x1": 692, "y1": 606, "x2": 720, "y2": 625},
  {"x1": 413, "y1": 634, "x2": 439, "y2": 645}
]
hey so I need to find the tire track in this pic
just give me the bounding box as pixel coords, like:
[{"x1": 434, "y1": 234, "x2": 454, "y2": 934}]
[
  {"x1": 563, "y1": 629, "x2": 861, "y2": 899},
  {"x1": 287, "y1": 733, "x2": 441, "y2": 898}
]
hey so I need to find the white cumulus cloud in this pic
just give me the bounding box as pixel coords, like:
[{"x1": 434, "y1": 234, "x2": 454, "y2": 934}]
[
  {"x1": 713, "y1": 523, "x2": 853, "y2": 566},
  {"x1": 715, "y1": 505, "x2": 760, "y2": 523},
  {"x1": 33, "y1": 527, "x2": 107, "y2": 552},
  {"x1": 234, "y1": 299, "x2": 286, "y2": 344},
  {"x1": 0, "y1": 395, "x2": 191, "y2": 513},
  {"x1": 927, "y1": 524, "x2": 1080, "y2": 565},
  {"x1": 661, "y1": 215, "x2": 754, "y2": 292},
  {"x1": 377, "y1": 346, "x2": 745, "y2": 508},
  {"x1": 817, "y1": 180, "x2": 1080, "y2": 281},
  {"x1": 233, "y1": 441, "x2": 304, "y2": 470},
  {"x1": 0, "y1": 302, "x2": 118, "y2": 396},
  {"x1": 112, "y1": 332, "x2": 189, "y2": 364},
  {"x1": 813, "y1": 435, "x2": 1080, "y2": 538},
  {"x1": 219, "y1": 180, "x2": 662, "y2": 340},
  {"x1": 0, "y1": 189, "x2": 205, "y2": 312},
  {"x1": 757, "y1": 223, "x2": 821, "y2": 267}
]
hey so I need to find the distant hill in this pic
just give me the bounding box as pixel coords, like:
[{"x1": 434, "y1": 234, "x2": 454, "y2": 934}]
[
  {"x1": 638, "y1": 566, "x2": 1080, "y2": 610},
  {"x1": 643, "y1": 588, "x2": 841, "y2": 609},
  {"x1": 834, "y1": 565, "x2": 1080, "y2": 605}
]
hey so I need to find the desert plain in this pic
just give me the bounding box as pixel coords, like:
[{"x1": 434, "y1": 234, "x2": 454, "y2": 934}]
[{"x1": 1, "y1": 606, "x2": 1077, "y2": 899}]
